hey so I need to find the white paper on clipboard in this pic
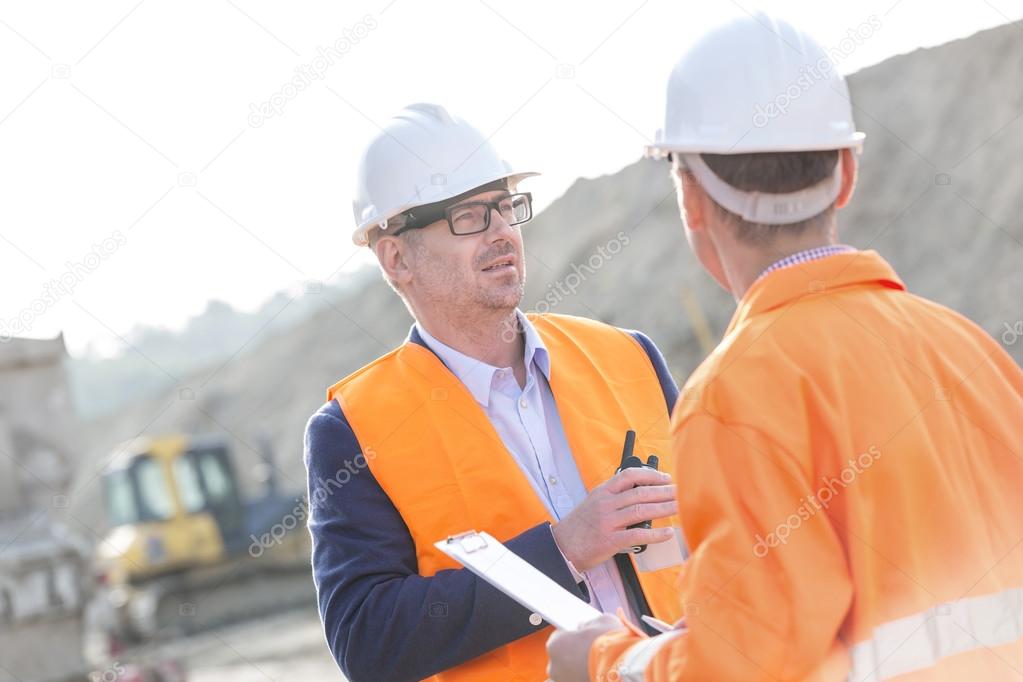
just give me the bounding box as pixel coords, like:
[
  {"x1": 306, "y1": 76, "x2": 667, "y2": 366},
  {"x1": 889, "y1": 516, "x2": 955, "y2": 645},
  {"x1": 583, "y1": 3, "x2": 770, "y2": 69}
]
[{"x1": 435, "y1": 530, "x2": 602, "y2": 631}]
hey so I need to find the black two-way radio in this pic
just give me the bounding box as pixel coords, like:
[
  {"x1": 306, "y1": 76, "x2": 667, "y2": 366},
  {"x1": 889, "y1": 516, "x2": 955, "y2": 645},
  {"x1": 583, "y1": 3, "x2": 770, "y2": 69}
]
[{"x1": 616, "y1": 430, "x2": 660, "y2": 554}]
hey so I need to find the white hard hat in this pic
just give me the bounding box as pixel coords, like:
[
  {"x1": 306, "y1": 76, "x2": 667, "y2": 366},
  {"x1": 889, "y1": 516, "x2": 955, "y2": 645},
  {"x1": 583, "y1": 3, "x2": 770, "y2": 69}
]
[
  {"x1": 351, "y1": 103, "x2": 539, "y2": 246},
  {"x1": 647, "y1": 13, "x2": 865, "y2": 157},
  {"x1": 646, "y1": 13, "x2": 865, "y2": 224}
]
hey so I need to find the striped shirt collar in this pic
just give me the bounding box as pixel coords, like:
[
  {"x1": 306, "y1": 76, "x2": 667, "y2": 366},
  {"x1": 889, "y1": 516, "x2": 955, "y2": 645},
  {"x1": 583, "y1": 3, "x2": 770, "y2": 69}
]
[{"x1": 756, "y1": 244, "x2": 856, "y2": 283}]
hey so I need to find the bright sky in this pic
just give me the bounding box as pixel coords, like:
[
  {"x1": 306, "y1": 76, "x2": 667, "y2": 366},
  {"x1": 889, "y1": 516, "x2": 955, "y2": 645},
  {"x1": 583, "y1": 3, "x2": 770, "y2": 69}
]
[{"x1": 2, "y1": 0, "x2": 1019, "y2": 358}]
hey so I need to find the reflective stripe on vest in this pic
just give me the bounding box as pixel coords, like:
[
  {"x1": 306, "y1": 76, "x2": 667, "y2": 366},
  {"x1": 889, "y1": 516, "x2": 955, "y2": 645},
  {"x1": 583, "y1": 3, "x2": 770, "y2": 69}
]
[{"x1": 848, "y1": 588, "x2": 1023, "y2": 681}]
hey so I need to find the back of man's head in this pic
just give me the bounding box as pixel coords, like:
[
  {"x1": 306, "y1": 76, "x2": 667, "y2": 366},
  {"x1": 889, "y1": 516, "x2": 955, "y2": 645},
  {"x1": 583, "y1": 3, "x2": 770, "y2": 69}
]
[
  {"x1": 652, "y1": 13, "x2": 865, "y2": 250},
  {"x1": 696, "y1": 150, "x2": 840, "y2": 246}
]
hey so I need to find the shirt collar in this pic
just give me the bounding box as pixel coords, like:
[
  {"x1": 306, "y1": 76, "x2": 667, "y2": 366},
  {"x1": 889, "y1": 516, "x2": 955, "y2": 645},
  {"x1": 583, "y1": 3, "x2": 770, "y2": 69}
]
[
  {"x1": 755, "y1": 244, "x2": 857, "y2": 282},
  {"x1": 414, "y1": 310, "x2": 550, "y2": 408}
]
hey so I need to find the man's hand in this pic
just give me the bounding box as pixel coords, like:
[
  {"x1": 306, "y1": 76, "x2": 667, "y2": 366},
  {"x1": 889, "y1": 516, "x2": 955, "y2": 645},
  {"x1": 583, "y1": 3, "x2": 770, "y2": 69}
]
[
  {"x1": 546, "y1": 614, "x2": 624, "y2": 682},
  {"x1": 552, "y1": 467, "x2": 677, "y2": 572}
]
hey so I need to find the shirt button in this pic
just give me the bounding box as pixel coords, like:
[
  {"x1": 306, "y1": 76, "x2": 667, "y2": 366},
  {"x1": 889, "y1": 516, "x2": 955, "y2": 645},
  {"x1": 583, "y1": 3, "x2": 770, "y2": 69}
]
[
  {"x1": 548, "y1": 475, "x2": 558, "y2": 486},
  {"x1": 519, "y1": 398, "x2": 528, "y2": 409},
  {"x1": 529, "y1": 613, "x2": 543, "y2": 626}
]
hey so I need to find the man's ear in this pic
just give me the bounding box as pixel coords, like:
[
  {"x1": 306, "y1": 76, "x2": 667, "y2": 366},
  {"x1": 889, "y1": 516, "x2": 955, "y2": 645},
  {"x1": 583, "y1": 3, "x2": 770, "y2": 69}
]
[
  {"x1": 677, "y1": 169, "x2": 709, "y2": 232},
  {"x1": 374, "y1": 235, "x2": 413, "y2": 286},
  {"x1": 835, "y1": 147, "x2": 858, "y2": 209}
]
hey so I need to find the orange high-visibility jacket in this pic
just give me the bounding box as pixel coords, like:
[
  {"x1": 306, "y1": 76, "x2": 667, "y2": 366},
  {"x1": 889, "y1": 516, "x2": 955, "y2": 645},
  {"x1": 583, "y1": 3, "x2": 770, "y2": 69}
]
[
  {"x1": 329, "y1": 313, "x2": 684, "y2": 682},
  {"x1": 592, "y1": 250, "x2": 1023, "y2": 681}
]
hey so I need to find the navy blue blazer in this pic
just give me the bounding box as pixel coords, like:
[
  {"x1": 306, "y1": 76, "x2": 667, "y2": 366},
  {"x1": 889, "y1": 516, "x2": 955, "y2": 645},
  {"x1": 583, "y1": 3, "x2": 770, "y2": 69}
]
[{"x1": 304, "y1": 325, "x2": 678, "y2": 681}]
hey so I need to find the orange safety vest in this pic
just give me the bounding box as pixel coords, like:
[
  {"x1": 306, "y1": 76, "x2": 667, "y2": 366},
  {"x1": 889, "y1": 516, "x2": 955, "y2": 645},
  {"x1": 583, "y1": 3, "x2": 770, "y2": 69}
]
[
  {"x1": 592, "y1": 250, "x2": 1023, "y2": 681},
  {"x1": 328, "y1": 313, "x2": 684, "y2": 682}
]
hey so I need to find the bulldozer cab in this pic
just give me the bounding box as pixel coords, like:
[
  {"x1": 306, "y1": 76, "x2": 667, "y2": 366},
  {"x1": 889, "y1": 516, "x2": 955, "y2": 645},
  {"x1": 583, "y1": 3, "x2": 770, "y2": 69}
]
[
  {"x1": 173, "y1": 441, "x2": 247, "y2": 553},
  {"x1": 102, "y1": 436, "x2": 249, "y2": 568}
]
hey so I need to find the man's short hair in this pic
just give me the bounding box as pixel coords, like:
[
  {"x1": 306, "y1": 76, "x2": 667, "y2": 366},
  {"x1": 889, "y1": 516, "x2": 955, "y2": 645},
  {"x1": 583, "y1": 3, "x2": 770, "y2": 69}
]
[{"x1": 679, "y1": 150, "x2": 840, "y2": 245}]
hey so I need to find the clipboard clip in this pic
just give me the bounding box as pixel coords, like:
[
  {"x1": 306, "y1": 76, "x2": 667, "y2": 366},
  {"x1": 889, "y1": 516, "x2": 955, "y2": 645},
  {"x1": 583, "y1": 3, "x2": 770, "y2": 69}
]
[{"x1": 446, "y1": 530, "x2": 488, "y2": 553}]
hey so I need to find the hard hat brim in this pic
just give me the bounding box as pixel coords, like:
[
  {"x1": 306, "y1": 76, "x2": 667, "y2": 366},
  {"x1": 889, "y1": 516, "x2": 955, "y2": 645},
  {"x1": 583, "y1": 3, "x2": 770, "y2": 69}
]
[{"x1": 644, "y1": 132, "x2": 865, "y2": 159}]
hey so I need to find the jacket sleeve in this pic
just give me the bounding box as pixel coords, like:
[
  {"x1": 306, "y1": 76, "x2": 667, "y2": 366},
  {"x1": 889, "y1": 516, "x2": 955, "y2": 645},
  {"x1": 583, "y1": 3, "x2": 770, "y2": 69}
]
[
  {"x1": 304, "y1": 401, "x2": 587, "y2": 682},
  {"x1": 590, "y1": 412, "x2": 854, "y2": 681}
]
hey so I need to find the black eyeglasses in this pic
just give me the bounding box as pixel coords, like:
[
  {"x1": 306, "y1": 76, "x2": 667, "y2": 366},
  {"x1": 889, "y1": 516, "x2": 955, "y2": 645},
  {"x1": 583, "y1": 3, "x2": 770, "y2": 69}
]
[{"x1": 392, "y1": 192, "x2": 533, "y2": 237}]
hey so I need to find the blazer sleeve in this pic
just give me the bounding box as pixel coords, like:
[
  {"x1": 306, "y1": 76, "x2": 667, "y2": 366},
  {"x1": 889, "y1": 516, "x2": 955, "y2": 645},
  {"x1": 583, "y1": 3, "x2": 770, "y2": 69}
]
[{"x1": 304, "y1": 400, "x2": 587, "y2": 682}]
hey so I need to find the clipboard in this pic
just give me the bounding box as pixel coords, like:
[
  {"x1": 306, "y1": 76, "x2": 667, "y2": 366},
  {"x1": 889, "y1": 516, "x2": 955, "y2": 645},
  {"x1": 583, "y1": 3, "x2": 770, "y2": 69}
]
[{"x1": 435, "y1": 530, "x2": 603, "y2": 631}]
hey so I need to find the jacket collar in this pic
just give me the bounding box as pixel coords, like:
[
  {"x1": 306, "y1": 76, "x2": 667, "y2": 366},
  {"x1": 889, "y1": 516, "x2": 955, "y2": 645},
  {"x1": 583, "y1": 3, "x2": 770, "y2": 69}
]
[
  {"x1": 408, "y1": 324, "x2": 428, "y2": 349},
  {"x1": 728, "y1": 250, "x2": 906, "y2": 335}
]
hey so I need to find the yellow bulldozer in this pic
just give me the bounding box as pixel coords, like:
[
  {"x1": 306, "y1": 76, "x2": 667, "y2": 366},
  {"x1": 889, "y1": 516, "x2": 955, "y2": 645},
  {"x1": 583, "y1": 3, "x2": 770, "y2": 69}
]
[{"x1": 94, "y1": 433, "x2": 313, "y2": 643}]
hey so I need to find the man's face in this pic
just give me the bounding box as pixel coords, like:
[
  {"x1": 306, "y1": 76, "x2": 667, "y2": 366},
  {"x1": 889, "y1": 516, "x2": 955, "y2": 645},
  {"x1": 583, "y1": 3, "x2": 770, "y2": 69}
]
[{"x1": 403, "y1": 188, "x2": 527, "y2": 315}]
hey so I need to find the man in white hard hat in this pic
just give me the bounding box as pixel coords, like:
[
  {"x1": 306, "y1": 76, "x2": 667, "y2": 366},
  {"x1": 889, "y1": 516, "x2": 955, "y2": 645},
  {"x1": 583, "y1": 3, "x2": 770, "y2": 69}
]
[
  {"x1": 547, "y1": 12, "x2": 1023, "y2": 681},
  {"x1": 304, "y1": 103, "x2": 688, "y2": 682}
]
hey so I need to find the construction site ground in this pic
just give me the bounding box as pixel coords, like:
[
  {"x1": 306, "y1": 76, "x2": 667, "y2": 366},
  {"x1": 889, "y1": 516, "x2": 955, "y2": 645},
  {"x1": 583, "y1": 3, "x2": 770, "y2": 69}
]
[{"x1": 130, "y1": 606, "x2": 346, "y2": 682}]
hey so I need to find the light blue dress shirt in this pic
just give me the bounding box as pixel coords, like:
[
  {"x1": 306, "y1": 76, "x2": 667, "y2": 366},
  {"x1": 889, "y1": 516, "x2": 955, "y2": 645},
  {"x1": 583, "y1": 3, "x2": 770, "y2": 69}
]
[{"x1": 415, "y1": 310, "x2": 635, "y2": 621}]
